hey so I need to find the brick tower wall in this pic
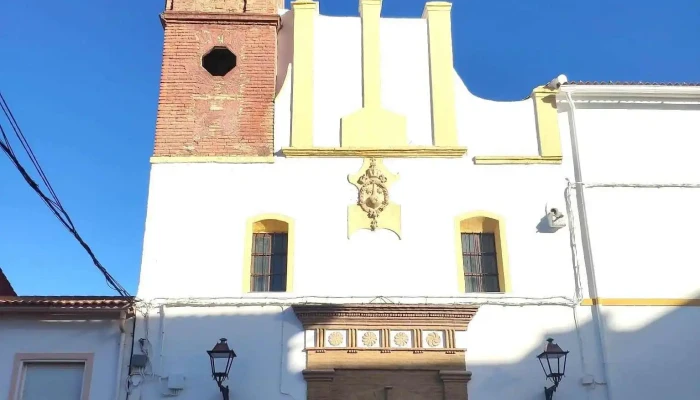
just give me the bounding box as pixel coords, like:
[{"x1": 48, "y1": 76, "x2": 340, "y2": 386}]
[{"x1": 154, "y1": 0, "x2": 280, "y2": 158}]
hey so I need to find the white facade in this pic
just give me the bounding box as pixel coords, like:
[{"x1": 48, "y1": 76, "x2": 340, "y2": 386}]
[
  {"x1": 1, "y1": 318, "x2": 127, "y2": 400},
  {"x1": 132, "y1": 6, "x2": 700, "y2": 400},
  {"x1": 555, "y1": 85, "x2": 700, "y2": 400}
]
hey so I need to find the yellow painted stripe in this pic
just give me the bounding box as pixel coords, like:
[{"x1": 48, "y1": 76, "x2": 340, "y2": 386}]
[
  {"x1": 281, "y1": 146, "x2": 467, "y2": 158},
  {"x1": 472, "y1": 155, "x2": 562, "y2": 165}
]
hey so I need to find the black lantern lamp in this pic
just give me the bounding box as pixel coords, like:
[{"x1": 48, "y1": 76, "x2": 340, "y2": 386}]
[
  {"x1": 207, "y1": 338, "x2": 237, "y2": 400},
  {"x1": 536, "y1": 338, "x2": 569, "y2": 400}
]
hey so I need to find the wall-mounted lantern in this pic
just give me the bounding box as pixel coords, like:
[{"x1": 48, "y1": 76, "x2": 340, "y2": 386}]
[
  {"x1": 207, "y1": 338, "x2": 237, "y2": 400},
  {"x1": 536, "y1": 338, "x2": 569, "y2": 400}
]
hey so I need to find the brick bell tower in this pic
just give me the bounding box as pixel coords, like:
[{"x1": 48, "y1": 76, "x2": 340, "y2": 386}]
[{"x1": 154, "y1": 0, "x2": 283, "y2": 159}]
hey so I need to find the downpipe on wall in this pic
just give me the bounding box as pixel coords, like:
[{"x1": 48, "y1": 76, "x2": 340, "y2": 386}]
[
  {"x1": 562, "y1": 91, "x2": 613, "y2": 400},
  {"x1": 116, "y1": 311, "x2": 127, "y2": 400}
]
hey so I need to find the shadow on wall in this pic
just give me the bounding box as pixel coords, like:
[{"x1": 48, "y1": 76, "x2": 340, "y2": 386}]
[
  {"x1": 129, "y1": 301, "x2": 700, "y2": 400},
  {"x1": 466, "y1": 301, "x2": 700, "y2": 400},
  {"x1": 276, "y1": 9, "x2": 294, "y2": 97}
]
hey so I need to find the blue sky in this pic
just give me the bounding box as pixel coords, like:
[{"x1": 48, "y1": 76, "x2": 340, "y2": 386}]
[{"x1": 1, "y1": 0, "x2": 699, "y2": 296}]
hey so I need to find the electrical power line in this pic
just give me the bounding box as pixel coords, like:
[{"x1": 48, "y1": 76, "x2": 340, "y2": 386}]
[{"x1": 0, "y1": 91, "x2": 130, "y2": 297}]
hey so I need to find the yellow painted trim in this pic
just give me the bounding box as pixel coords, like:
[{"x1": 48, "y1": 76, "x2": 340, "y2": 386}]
[
  {"x1": 358, "y1": 0, "x2": 382, "y2": 109},
  {"x1": 581, "y1": 298, "x2": 700, "y2": 307},
  {"x1": 472, "y1": 155, "x2": 562, "y2": 165},
  {"x1": 339, "y1": 0, "x2": 408, "y2": 148},
  {"x1": 423, "y1": 2, "x2": 458, "y2": 147},
  {"x1": 473, "y1": 86, "x2": 562, "y2": 165},
  {"x1": 150, "y1": 156, "x2": 274, "y2": 164},
  {"x1": 454, "y1": 211, "x2": 511, "y2": 293},
  {"x1": 281, "y1": 146, "x2": 467, "y2": 158},
  {"x1": 242, "y1": 213, "x2": 296, "y2": 293},
  {"x1": 290, "y1": 1, "x2": 318, "y2": 148},
  {"x1": 532, "y1": 86, "x2": 562, "y2": 158}
]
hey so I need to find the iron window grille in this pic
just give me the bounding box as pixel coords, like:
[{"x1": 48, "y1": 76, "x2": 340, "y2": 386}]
[
  {"x1": 461, "y1": 232, "x2": 500, "y2": 292},
  {"x1": 251, "y1": 233, "x2": 288, "y2": 292}
]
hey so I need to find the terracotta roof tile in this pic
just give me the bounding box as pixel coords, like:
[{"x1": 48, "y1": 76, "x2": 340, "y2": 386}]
[
  {"x1": 0, "y1": 296, "x2": 134, "y2": 310},
  {"x1": 564, "y1": 81, "x2": 700, "y2": 87}
]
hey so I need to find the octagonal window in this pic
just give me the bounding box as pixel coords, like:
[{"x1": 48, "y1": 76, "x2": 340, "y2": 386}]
[{"x1": 202, "y1": 47, "x2": 237, "y2": 77}]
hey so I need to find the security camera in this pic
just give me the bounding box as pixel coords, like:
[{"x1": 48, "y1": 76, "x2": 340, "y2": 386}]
[
  {"x1": 545, "y1": 74, "x2": 568, "y2": 90},
  {"x1": 549, "y1": 208, "x2": 564, "y2": 221}
]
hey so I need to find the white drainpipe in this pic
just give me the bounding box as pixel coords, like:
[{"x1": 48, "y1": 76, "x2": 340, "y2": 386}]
[
  {"x1": 115, "y1": 311, "x2": 127, "y2": 400},
  {"x1": 562, "y1": 90, "x2": 613, "y2": 400}
]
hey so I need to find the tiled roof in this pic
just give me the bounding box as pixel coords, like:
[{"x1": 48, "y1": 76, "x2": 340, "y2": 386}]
[
  {"x1": 0, "y1": 268, "x2": 16, "y2": 296},
  {"x1": 564, "y1": 81, "x2": 700, "y2": 87},
  {"x1": 0, "y1": 296, "x2": 134, "y2": 310}
]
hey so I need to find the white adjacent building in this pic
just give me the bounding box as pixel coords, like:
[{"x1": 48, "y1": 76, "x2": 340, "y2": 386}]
[
  {"x1": 127, "y1": 0, "x2": 700, "y2": 399},
  {"x1": 0, "y1": 269, "x2": 133, "y2": 400}
]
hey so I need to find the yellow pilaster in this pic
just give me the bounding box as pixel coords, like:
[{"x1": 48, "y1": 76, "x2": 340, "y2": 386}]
[
  {"x1": 532, "y1": 86, "x2": 562, "y2": 158},
  {"x1": 423, "y1": 2, "x2": 458, "y2": 147},
  {"x1": 359, "y1": 0, "x2": 382, "y2": 109},
  {"x1": 340, "y1": 0, "x2": 407, "y2": 148},
  {"x1": 290, "y1": 1, "x2": 319, "y2": 148}
]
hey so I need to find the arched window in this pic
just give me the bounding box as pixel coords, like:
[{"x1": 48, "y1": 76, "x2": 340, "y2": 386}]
[
  {"x1": 454, "y1": 211, "x2": 511, "y2": 293},
  {"x1": 242, "y1": 214, "x2": 295, "y2": 293}
]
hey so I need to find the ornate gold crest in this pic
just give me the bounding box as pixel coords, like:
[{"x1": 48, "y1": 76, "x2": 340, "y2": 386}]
[
  {"x1": 347, "y1": 158, "x2": 401, "y2": 238},
  {"x1": 357, "y1": 158, "x2": 389, "y2": 230}
]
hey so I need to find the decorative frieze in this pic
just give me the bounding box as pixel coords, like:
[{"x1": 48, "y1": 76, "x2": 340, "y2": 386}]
[{"x1": 292, "y1": 303, "x2": 478, "y2": 329}]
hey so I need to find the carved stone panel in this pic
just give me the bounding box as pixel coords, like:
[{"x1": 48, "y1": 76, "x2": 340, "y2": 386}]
[
  {"x1": 295, "y1": 304, "x2": 477, "y2": 400},
  {"x1": 347, "y1": 158, "x2": 401, "y2": 238}
]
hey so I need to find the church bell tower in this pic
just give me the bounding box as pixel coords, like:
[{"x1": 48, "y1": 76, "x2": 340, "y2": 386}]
[{"x1": 153, "y1": 0, "x2": 283, "y2": 160}]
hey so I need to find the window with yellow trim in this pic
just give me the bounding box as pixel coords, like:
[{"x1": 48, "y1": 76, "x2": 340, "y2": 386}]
[
  {"x1": 250, "y1": 219, "x2": 289, "y2": 292},
  {"x1": 456, "y1": 213, "x2": 510, "y2": 293}
]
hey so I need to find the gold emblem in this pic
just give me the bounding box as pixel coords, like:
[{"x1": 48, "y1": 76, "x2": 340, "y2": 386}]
[{"x1": 356, "y1": 158, "x2": 389, "y2": 230}]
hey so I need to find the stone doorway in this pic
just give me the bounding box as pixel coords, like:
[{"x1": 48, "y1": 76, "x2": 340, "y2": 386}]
[{"x1": 293, "y1": 304, "x2": 478, "y2": 400}]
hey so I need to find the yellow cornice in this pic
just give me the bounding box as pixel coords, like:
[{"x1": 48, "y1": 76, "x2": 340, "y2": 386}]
[
  {"x1": 281, "y1": 146, "x2": 467, "y2": 158},
  {"x1": 291, "y1": 0, "x2": 318, "y2": 9},
  {"x1": 150, "y1": 156, "x2": 274, "y2": 164},
  {"x1": 472, "y1": 155, "x2": 562, "y2": 165},
  {"x1": 581, "y1": 298, "x2": 700, "y2": 307},
  {"x1": 422, "y1": 1, "x2": 452, "y2": 15}
]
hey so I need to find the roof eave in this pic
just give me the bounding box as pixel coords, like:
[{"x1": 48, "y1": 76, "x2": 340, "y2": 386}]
[
  {"x1": 560, "y1": 84, "x2": 700, "y2": 99},
  {"x1": 0, "y1": 307, "x2": 132, "y2": 319}
]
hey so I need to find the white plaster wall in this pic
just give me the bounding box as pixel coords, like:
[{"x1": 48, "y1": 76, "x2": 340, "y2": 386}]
[
  {"x1": 129, "y1": 304, "x2": 606, "y2": 400},
  {"x1": 130, "y1": 306, "x2": 306, "y2": 400},
  {"x1": 557, "y1": 98, "x2": 700, "y2": 400},
  {"x1": 139, "y1": 17, "x2": 575, "y2": 299},
  {"x1": 601, "y1": 306, "x2": 700, "y2": 399},
  {"x1": 0, "y1": 319, "x2": 123, "y2": 399},
  {"x1": 138, "y1": 156, "x2": 574, "y2": 299},
  {"x1": 559, "y1": 102, "x2": 700, "y2": 298}
]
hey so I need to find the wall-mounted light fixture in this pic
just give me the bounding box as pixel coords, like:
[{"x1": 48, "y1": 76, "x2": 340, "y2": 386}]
[
  {"x1": 536, "y1": 338, "x2": 569, "y2": 400},
  {"x1": 207, "y1": 338, "x2": 237, "y2": 400}
]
